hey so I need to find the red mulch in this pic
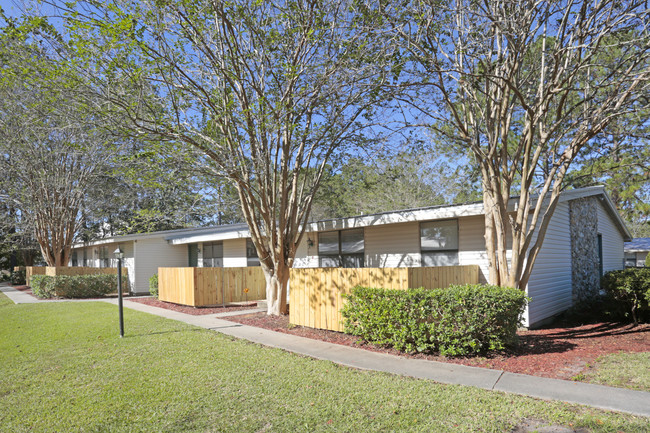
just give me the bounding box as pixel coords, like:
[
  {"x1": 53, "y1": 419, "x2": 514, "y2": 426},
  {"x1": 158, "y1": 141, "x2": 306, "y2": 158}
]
[
  {"x1": 129, "y1": 297, "x2": 259, "y2": 315},
  {"x1": 225, "y1": 312, "x2": 650, "y2": 381}
]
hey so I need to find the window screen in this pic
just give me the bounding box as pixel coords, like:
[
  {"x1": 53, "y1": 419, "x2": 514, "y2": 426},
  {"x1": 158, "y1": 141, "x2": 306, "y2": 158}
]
[{"x1": 420, "y1": 220, "x2": 459, "y2": 266}]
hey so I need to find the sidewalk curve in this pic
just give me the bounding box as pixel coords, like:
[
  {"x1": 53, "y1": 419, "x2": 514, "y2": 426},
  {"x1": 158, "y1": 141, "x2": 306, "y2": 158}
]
[{"x1": 2, "y1": 285, "x2": 648, "y2": 417}]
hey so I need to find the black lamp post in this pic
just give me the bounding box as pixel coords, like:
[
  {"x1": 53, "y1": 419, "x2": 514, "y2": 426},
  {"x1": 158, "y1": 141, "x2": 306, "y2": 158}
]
[{"x1": 114, "y1": 247, "x2": 125, "y2": 338}]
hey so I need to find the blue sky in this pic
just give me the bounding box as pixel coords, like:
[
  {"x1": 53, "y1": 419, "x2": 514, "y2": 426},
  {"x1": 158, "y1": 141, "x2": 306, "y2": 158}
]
[{"x1": 1, "y1": 0, "x2": 23, "y2": 17}]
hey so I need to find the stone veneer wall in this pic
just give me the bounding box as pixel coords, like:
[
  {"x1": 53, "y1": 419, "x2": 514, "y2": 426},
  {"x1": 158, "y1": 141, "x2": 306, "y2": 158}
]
[{"x1": 569, "y1": 197, "x2": 600, "y2": 303}]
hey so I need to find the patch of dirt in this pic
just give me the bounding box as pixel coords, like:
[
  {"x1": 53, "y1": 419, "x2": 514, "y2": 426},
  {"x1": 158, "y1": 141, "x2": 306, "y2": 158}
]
[
  {"x1": 224, "y1": 312, "x2": 650, "y2": 382},
  {"x1": 129, "y1": 297, "x2": 259, "y2": 315}
]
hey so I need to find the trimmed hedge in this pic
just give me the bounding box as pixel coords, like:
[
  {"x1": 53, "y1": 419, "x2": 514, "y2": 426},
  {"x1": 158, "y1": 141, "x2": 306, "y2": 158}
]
[
  {"x1": 601, "y1": 268, "x2": 650, "y2": 324},
  {"x1": 149, "y1": 273, "x2": 159, "y2": 298},
  {"x1": 30, "y1": 274, "x2": 128, "y2": 299},
  {"x1": 341, "y1": 284, "x2": 529, "y2": 356}
]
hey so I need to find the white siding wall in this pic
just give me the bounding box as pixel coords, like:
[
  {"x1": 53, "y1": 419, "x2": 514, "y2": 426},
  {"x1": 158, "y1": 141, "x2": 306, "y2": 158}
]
[
  {"x1": 597, "y1": 202, "x2": 625, "y2": 273},
  {"x1": 294, "y1": 237, "x2": 319, "y2": 268},
  {"x1": 116, "y1": 242, "x2": 135, "y2": 290},
  {"x1": 525, "y1": 202, "x2": 573, "y2": 327},
  {"x1": 365, "y1": 222, "x2": 420, "y2": 268},
  {"x1": 133, "y1": 238, "x2": 187, "y2": 294},
  {"x1": 70, "y1": 242, "x2": 136, "y2": 292},
  {"x1": 223, "y1": 238, "x2": 247, "y2": 267},
  {"x1": 458, "y1": 216, "x2": 489, "y2": 284}
]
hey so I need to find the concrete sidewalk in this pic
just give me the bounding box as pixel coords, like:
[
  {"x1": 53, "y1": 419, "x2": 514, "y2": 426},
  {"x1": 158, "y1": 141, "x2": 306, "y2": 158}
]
[{"x1": 3, "y1": 285, "x2": 649, "y2": 417}]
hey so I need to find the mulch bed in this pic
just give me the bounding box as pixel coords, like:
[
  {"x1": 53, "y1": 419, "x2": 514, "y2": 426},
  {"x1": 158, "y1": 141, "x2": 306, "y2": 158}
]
[
  {"x1": 129, "y1": 297, "x2": 259, "y2": 315},
  {"x1": 224, "y1": 312, "x2": 650, "y2": 381}
]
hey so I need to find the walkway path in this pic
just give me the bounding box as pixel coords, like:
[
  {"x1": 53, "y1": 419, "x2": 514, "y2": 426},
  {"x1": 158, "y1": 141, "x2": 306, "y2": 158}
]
[{"x1": 2, "y1": 284, "x2": 649, "y2": 417}]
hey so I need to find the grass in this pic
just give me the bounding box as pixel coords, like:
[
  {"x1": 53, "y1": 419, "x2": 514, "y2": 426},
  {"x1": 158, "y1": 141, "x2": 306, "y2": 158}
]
[
  {"x1": 579, "y1": 352, "x2": 650, "y2": 392},
  {"x1": 0, "y1": 292, "x2": 648, "y2": 432}
]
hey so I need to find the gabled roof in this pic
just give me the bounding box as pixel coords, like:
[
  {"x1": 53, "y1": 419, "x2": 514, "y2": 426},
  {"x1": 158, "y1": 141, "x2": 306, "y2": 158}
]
[
  {"x1": 625, "y1": 238, "x2": 650, "y2": 253},
  {"x1": 74, "y1": 186, "x2": 632, "y2": 247}
]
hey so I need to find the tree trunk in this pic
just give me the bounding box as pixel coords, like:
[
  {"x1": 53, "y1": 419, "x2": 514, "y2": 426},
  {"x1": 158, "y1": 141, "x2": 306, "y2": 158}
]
[{"x1": 263, "y1": 261, "x2": 290, "y2": 315}]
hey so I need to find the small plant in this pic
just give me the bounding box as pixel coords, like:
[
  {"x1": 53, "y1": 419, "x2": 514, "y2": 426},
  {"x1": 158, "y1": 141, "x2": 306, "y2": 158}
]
[
  {"x1": 601, "y1": 268, "x2": 650, "y2": 324},
  {"x1": 341, "y1": 284, "x2": 529, "y2": 356},
  {"x1": 149, "y1": 273, "x2": 159, "y2": 298},
  {"x1": 646, "y1": 253, "x2": 650, "y2": 268}
]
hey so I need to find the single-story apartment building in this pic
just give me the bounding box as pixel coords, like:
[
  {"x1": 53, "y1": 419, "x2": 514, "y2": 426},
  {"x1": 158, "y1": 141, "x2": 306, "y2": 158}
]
[
  {"x1": 624, "y1": 238, "x2": 650, "y2": 267},
  {"x1": 70, "y1": 186, "x2": 631, "y2": 327}
]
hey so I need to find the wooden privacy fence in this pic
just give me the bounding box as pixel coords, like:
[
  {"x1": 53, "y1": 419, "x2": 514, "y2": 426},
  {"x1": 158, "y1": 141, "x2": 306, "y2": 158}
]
[
  {"x1": 289, "y1": 265, "x2": 480, "y2": 332},
  {"x1": 25, "y1": 267, "x2": 46, "y2": 286},
  {"x1": 158, "y1": 267, "x2": 266, "y2": 307}
]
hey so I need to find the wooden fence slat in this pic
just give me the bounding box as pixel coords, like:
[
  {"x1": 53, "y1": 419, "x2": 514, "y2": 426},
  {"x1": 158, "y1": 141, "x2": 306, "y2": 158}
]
[
  {"x1": 288, "y1": 265, "x2": 479, "y2": 332},
  {"x1": 157, "y1": 267, "x2": 265, "y2": 307}
]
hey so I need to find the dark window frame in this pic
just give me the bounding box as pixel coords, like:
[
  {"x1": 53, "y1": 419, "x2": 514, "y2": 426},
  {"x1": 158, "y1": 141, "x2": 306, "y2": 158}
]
[
  {"x1": 246, "y1": 239, "x2": 260, "y2": 267},
  {"x1": 318, "y1": 228, "x2": 365, "y2": 268},
  {"x1": 99, "y1": 246, "x2": 110, "y2": 268},
  {"x1": 202, "y1": 241, "x2": 224, "y2": 267},
  {"x1": 419, "y1": 219, "x2": 460, "y2": 267}
]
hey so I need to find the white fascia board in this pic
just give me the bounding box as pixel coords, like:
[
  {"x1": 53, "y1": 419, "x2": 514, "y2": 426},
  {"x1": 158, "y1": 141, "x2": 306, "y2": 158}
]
[
  {"x1": 166, "y1": 228, "x2": 251, "y2": 245},
  {"x1": 556, "y1": 185, "x2": 607, "y2": 203},
  {"x1": 307, "y1": 202, "x2": 486, "y2": 232},
  {"x1": 71, "y1": 237, "x2": 139, "y2": 249},
  {"x1": 596, "y1": 191, "x2": 633, "y2": 242}
]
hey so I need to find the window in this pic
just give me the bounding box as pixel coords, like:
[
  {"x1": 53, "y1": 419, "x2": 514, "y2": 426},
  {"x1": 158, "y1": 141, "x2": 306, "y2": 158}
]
[
  {"x1": 597, "y1": 234, "x2": 603, "y2": 276},
  {"x1": 420, "y1": 219, "x2": 459, "y2": 266},
  {"x1": 99, "y1": 246, "x2": 110, "y2": 268},
  {"x1": 202, "y1": 242, "x2": 224, "y2": 267},
  {"x1": 318, "y1": 228, "x2": 364, "y2": 268},
  {"x1": 71, "y1": 250, "x2": 78, "y2": 267},
  {"x1": 247, "y1": 239, "x2": 260, "y2": 267},
  {"x1": 624, "y1": 253, "x2": 636, "y2": 268},
  {"x1": 82, "y1": 249, "x2": 87, "y2": 267}
]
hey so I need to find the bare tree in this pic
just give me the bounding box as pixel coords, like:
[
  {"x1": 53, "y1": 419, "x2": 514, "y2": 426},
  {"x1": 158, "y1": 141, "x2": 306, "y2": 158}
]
[
  {"x1": 55, "y1": 0, "x2": 389, "y2": 314},
  {"x1": 385, "y1": 0, "x2": 650, "y2": 288}
]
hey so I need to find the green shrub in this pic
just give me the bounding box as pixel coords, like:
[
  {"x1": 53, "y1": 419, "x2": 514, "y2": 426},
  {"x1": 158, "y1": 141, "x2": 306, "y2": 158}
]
[
  {"x1": 30, "y1": 274, "x2": 129, "y2": 299},
  {"x1": 10, "y1": 269, "x2": 26, "y2": 285},
  {"x1": 646, "y1": 253, "x2": 650, "y2": 268},
  {"x1": 341, "y1": 284, "x2": 529, "y2": 356},
  {"x1": 149, "y1": 273, "x2": 159, "y2": 298},
  {"x1": 30, "y1": 275, "x2": 56, "y2": 298},
  {"x1": 601, "y1": 268, "x2": 650, "y2": 324}
]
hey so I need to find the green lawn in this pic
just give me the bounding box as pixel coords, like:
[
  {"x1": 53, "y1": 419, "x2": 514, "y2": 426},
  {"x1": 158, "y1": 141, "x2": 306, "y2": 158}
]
[
  {"x1": 579, "y1": 352, "x2": 650, "y2": 392},
  {"x1": 0, "y1": 292, "x2": 648, "y2": 432}
]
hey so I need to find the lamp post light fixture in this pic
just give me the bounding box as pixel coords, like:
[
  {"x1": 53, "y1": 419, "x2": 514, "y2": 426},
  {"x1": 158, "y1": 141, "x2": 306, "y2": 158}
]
[{"x1": 114, "y1": 247, "x2": 125, "y2": 338}]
